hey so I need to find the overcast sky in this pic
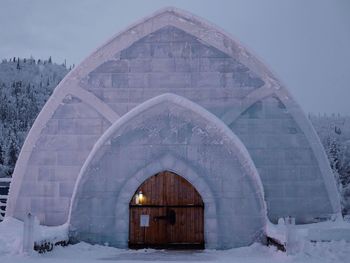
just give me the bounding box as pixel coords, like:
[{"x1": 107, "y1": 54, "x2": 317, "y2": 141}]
[{"x1": 0, "y1": 0, "x2": 349, "y2": 115}]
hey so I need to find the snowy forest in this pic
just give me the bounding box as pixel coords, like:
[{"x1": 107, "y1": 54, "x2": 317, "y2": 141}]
[
  {"x1": 309, "y1": 114, "x2": 350, "y2": 215},
  {"x1": 0, "y1": 57, "x2": 69, "y2": 177},
  {"x1": 0, "y1": 57, "x2": 349, "y2": 215}
]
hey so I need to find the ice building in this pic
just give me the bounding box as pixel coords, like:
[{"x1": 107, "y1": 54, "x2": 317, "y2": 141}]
[{"x1": 6, "y1": 8, "x2": 340, "y2": 249}]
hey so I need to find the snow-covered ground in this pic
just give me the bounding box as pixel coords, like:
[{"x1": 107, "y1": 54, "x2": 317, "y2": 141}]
[
  {"x1": 1, "y1": 217, "x2": 350, "y2": 263},
  {"x1": 0, "y1": 241, "x2": 349, "y2": 263}
]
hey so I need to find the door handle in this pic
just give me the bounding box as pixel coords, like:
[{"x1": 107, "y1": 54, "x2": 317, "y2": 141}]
[
  {"x1": 153, "y1": 210, "x2": 176, "y2": 225},
  {"x1": 168, "y1": 209, "x2": 176, "y2": 225},
  {"x1": 154, "y1": 215, "x2": 168, "y2": 221}
]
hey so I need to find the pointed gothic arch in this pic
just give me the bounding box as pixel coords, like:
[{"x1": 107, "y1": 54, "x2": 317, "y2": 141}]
[
  {"x1": 6, "y1": 7, "x2": 340, "y2": 250},
  {"x1": 69, "y1": 93, "x2": 266, "y2": 249}
]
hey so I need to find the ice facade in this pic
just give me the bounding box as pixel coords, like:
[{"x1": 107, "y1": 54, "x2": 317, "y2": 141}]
[
  {"x1": 69, "y1": 94, "x2": 266, "y2": 248},
  {"x1": 6, "y1": 7, "x2": 340, "y2": 249}
]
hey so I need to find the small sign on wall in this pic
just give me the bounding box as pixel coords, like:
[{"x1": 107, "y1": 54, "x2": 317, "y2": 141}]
[{"x1": 140, "y1": 214, "x2": 149, "y2": 227}]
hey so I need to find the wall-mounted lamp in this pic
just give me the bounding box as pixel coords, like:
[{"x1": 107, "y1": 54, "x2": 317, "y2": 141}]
[{"x1": 135, "y1": 191, "x2": 144, "y2": 205}]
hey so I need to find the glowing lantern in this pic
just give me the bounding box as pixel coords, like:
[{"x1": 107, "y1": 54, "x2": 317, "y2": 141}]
[{"x1": 135, "y1": 191, "x2": 144, "y2": 205}]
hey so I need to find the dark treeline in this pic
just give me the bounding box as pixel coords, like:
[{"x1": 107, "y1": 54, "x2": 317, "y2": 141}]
[{"x1": 0, "y1": 57, "x2": 69, "y2": 177}]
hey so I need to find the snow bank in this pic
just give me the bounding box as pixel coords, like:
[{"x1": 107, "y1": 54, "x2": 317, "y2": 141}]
[
  {"x1": 266, "y1": 217, "x2": 350, "y2": 250},
  {"x1": 266, "y1": 220, "x2": 288, "y2": 243},
  {"x1": 37, "y1": 223, "x2": 69, "y2": 245},
  {"x1": 1, "y1": 216, "x2": 350, "y2": 262},
  {"x1": 1, "y1": 241, "x2": 350, "y2": 263},
  {"x1": 0, "y1": 217, "x2": 23, "y2": 255},
  {"x1": 304, "y1": 218, "x2": 350, "y2": 242},
  {"x1": 0, "y1": 217, "x2": 68, "y2": 255}
]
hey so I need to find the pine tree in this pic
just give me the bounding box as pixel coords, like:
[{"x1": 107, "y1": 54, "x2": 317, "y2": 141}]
[
  {"x1": 7, "y1": 138, "x2": 17, "y2": 168},
  {"x1": 328, "y1": 137, "x2": 341, "y2": 172},
  {"x1": 16, "y1": 58, "x2": 21, "y2": 70},
  {"x1": 0, "y1": 144, "x2": 4, "y2": 165}
]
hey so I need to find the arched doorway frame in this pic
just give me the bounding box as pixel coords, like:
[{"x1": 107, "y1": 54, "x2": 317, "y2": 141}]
[
  {"x1": 115, "y1": 153, "x2": 218, "y2": 248},
  {"x1": 68, "y1": 93, "x2": 267, "y2": 249}
]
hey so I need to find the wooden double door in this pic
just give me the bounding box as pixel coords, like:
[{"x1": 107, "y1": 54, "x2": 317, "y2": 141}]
[{"x1": 129, "y1": 171, "x2": 204, "y2": 249}]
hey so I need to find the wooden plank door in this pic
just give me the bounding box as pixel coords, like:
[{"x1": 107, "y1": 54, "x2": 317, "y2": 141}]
[
  {"x1": 129, "y1": 171, "x2": 204, "y2": 249},
  {"x1": 129, "y1": 207, "x2": 167, "y2": 246},
  {"x1": 168, "y1": 207, "x2": 204, "y2": 245}
]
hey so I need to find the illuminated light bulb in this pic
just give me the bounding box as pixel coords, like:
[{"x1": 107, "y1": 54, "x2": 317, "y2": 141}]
[{"x1": 138, "y1": 191, "x2": 144, "y2": 205}]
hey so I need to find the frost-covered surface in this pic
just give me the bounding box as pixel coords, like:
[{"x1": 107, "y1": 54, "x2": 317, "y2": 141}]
[
  {"x1": 1, "y1": 217, "x2": 350, "y2": 262},
  {"x1": 267, "y1": 218, "x2": 350, "y2": 244},
  {"x1": 70, "y1": 94, "x2": 266, "y2": 249},
  {"x1": 0, "y1": 217, "x2": 68, "y2": 255},
  {"x1": 0, "y1": 241, "x2": 350, "y2": 263},
  {"x1": 6, "y1": 7, "x2": 341, "y2": 251},
  {"x1": 0, "y1": 217, "x2": 23, "y2": 255}
]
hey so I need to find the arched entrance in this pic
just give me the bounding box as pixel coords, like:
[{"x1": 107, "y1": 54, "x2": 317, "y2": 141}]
[
  {"x1": 69, "y1": 94, "x2": 266, "y2": 249},
  {"x1": 129, "y1": 171, "x2": 204, "y2": 249}
]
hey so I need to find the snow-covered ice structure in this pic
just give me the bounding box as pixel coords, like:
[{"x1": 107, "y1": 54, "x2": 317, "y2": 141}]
[{"x1": 6, "y1": 7, "x2": 341, "y2": 249}]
